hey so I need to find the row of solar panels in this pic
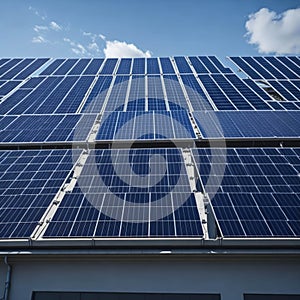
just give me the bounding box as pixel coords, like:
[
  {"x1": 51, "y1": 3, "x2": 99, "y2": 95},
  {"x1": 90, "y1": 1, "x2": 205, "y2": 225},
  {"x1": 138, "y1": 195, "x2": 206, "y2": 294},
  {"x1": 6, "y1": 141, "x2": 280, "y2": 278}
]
[
  {"x1": 230, "y1": 56, "x2": 300, "y2": 80},
  {"x1": 1, "y1": 56, "x2": 299, "y2": 80},
  {"x1": 0, "y1": 147, "x2": 299, "y2": 239},
  {"x1": 1, "y1": 75, "x2": 300, "y2": 118},
  {"x1": 1, "y1": 110, "x2": 300, "y2": 144},
  {"x1": 0, "y1": 56, "x2": 233, "y2": 79}
]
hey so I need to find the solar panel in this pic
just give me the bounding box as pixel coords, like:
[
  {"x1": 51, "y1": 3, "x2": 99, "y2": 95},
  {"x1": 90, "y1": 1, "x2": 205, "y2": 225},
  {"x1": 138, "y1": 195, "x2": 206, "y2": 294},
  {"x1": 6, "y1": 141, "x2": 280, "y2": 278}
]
[
  {"x1": 100, "y1": 59, "x2": 118, "y2": 74},
  {"x1": 193, "y1": 111, "x2": 300, "y2": 139},
  {"x1": 53, "y1": 59, "x2": 79, "y2": 75},
  {"x1": 96, "y1": 110, "x2": 196, "y2": 140},
  {"x1": 263, "y1": 57, "x2": 299, "y2": 79},
  {"x1": 132, "y1": 58, "x2": 145, "y2": 75},
  {"x1": 0, "y1": 59, "x2": 23, "y2": 77},
  {"x1": 198, "y1": 75, "x2": 235, "y2": 110},
  {"x1": 174, "y1": 57, "x2": 192, "y2": 73},
  {"x1": 43, "y1": 148, "x2": 203, "y2": 238},
  {"x1": 116, "y1": 58, "x2": 132, "y2": 75},
  {"x1": 180, "y1": 75, "x2": 213, "y2": 110},
  {"x1": 0, "y1": 81, "x2": 22, "y2": 97},
  {"x1": 1, "y1": 76, "x2": 95, "y2": 115},
  {"x1": 192, "y1": 147, "x2": 300, "y2": 237},
  {"x1": 0, "y1": 149, "x2": 81, "y2": 238},
  {"x1": 0, "y1": 54, "x2": 299, "y2": 244},
  {"x1": 147, "y1": 75, "x2": 163, "y2": 103},
  {"x1": 198, "y1": 57, "x2": 219, "y2": 73},
  {"x1": 230, "y1": 56, "x2": 300, "y2": 81},
  {"x1": 81, "y1": 76, "x2": 113, "y2": 113},
  {"x1": 159, "y1": 57, "x2": 175, "y2": 74},
  {"x1": 0, "y1": 114, "x2": 96, "y2": 143},
  {"x1": 147, "y1": 58, "x2": 160, "y2": 74},
  {"x1": 40, "y1": 59, "x2": 66, "y2": 76},
  {"x1": 68, "y1": 58, "x2": 91, "y2": 75}
]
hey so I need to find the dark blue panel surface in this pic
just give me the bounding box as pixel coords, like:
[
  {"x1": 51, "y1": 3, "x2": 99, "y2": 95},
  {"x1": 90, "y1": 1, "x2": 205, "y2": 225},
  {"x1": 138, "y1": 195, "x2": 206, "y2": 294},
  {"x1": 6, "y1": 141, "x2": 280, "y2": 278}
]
[
  {"x1": 0, "y1": 149, "x2": 80, "y2": 238},
  {"x1": 68, "y1": 59, "x2": 91, "y2": 75},
  {"x1": 40, "y1": 59, "x2": 65, "y2": 75},
  {"x1": 132, "y1": 58, "x2": 145, "y2": 74},
  {"x1": 174, "y1": 57, "x2": 192, "y2": 73},
  {"x1": 100, "y1": 59, "x2": 118, "y2": 74},
  {"x1": 159, "y1": 57, "x2": 175, "y2": 74},
  {"x1": 15, "y1": 58, "x2": 49, "y2": 80},
  {"x1": 193, "y1": 111, "x2": 300, "y2": 139},
  {"x1": 44, "y1": 148, "x2": 203, "y2": 238},
  {"x1": 116, "y1": 58, "x2": 132, "y2": 74},
  {"x1": 192, "y1": 147, "x2": 300, "y2": 238},
  {"x1": 147, "y1": 58, "x2": 160, "y2": 74},
  {"x1": 83, "y1": 59, "x2": 104, "y2": 75}
]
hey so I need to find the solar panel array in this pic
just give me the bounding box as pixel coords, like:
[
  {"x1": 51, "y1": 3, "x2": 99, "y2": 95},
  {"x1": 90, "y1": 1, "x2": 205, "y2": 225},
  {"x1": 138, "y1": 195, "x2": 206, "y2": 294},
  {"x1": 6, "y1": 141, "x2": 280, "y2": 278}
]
[
  {"x1": 0, "y1": 56, "x2": 299, "y2": 242},
  {"x1": 0, "y1": 149, "x2": 81, "y2": 238},
  {"x1": 44, "y1": 149, "x2": 203, "y2": 238},
  {"x1": 193, "y1": 148, "x2": 300, "y2": 238}
]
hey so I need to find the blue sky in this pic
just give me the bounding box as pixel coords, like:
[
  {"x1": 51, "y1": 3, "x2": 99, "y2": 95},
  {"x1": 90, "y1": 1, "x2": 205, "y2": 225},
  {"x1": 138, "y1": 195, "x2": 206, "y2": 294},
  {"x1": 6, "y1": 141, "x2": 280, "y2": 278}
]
[{"x1": 0, "y1": 0, "x2": 299, "y2": 59}]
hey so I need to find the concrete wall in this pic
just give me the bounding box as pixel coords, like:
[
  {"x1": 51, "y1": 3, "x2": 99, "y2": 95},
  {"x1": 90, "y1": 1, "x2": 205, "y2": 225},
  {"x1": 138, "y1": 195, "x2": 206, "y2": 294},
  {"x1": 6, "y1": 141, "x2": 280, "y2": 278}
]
[{"x1": 2, "y1": 254, "x2": 300, "y2": 300}]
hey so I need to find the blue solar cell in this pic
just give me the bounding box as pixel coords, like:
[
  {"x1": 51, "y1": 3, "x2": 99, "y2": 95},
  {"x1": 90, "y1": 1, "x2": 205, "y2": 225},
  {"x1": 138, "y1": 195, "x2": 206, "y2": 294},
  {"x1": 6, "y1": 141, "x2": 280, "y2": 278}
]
[
  {"x1": 193, "y1": 111, "x2": 300, "y2": 139},
  {"x1": 212, "y1": 74, "x2": 253, "y2": 110},
  {"x1": 0, "y1": 59, "x2": 10, "y2": 68},
  {"x1": 264, "y1": 57, "x2": 299, "y2": 79},
  {"x1": 267, "y1": 81, "x2": 298, "y2": 101},
  {"x1": 192, "y1": 147, "x2": 300, "y2": 238},
  {"x1": 68, "y1": 58, "x2": 91, "y2": 75},
  {"x1": 40, "y1": 59, "x2": 65, "y2": 75},
  {"x1": 81, "y1": 76, "x2": 113, "y2": 113},
  {"x1": 116, "y1": 58, "x2": 132, "y2": 74},
  {"x1": 0, "y1": 59, "x2": 23, "y2": 77},
  {"x1": 181, "y1": 75, "x2": 213, "y2": 110},
  {"x1": 163, "y1": 75, "x2": 189, "y2": 110},
  {"x1": 14, "y1": 58, "x2": 49, "y2": 80},
  {"x1": 253, "y1": 57, "x2": 286, "y2": 79},
  {"x1": 276, "y1": 57, "x2": 300, "y2": 77},
  {"x1": 243, "y1": 79, "x2": 273, "y2": 101},
  {"x1": 55, "y1": 76, "x2": 95, "y2": 113},
  {"x1": 159, "y1": 57, "x2": 175, "y2": 74},
  {"x1": 242, "y1": 57, "x2": 274, "y2": 79},
  {"x1": 198, "y1": 75, "x2": 235, "y2": 110},
  {"x1": 147, "y1": 58, "x2": 160, "y2": 74},
  {"x1": 20, "y1": 77, "x2": 45, "y2": 89},
  {"x1": 189, "y1": 56, "x2": 209, "y2": 73},
  {"x1": 225, "y1": 75, "x2": 272, "y2": 110},
  {"x1": 53, "y1": 59, "x2": 79, "y2": 75},
  {"x1": 83, "y1": 58, "x2": 104, "y2": 75},
  {"x1": 100, "y1": 58, "x2": 118, "y2": 74},
  {"x1": 132, "y1": 58, "x2": 145, "y2": 74},
  {"x1": 230, "y1": 57, "x2": 262, "y2": 80},
  {"x1": 43, "y1": 149, "x2": 203, "y2": 238},
  {"x1": 174, "y1": 57, "x2": 192, "y2": 73},
  {"x1": 208, "y1": 56, "x2": 233, "y2": 73},
  {"x1": 198, "y1": 56, "x2": 219, "y2": 73},
  {"x1": 0, "y1": 149, "x2": 80, "y2": 238},
  {"x1": 0, "y1": 81, "x2": 22, "y2": 96}
]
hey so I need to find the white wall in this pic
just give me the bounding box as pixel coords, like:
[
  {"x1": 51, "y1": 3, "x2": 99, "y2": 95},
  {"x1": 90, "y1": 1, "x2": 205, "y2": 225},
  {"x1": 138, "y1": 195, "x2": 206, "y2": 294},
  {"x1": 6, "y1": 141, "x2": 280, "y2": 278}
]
[{"x1": 3, "y1": 254, "x2": 300, "y2": 300}]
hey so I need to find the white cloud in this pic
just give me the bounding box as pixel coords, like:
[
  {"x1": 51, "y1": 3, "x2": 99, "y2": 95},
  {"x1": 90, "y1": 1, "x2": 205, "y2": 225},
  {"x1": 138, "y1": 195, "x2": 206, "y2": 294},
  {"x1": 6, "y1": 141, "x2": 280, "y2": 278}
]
[
  {"x1": 71, "y1": 48, "x2": 81, "y2": 55},
  {"x1": 32, "y1": 36, "x2": 47, "y2": 43},
  {"x1": 88, "y1": 42, "x2": 100, "y2": 52},
  {"x1": 104, "y1": 40, "x2": 151, "y2": 58},
  {"x1": 77, "y1": 44, "x2": 87, "y2": 54},
  {"x1": 34, "y1": 25, "x2": 48, "y2": 33},
  {"x1": 50, "y1": 21, "x2": 62, "y2": 31},
  {"x1": 64, "y1": 37, "x2": 90, "y2": 56},
  {"x1": 99, "y1": 34, "x2": 106, "y2": 40},
  {"x1": 245, "y1": 7, "x2": 300, "y2": 54},
  {"x1": 29, "y1": 6, "x2": 46, "y2": 20}
]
